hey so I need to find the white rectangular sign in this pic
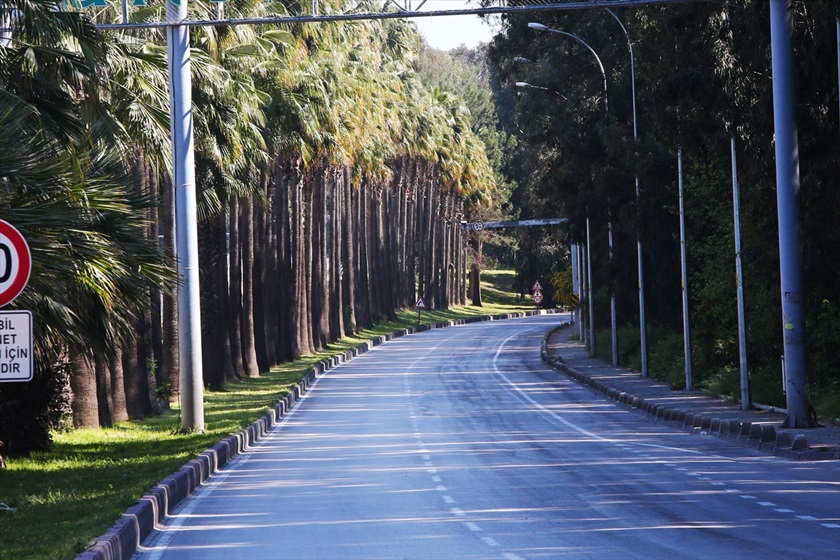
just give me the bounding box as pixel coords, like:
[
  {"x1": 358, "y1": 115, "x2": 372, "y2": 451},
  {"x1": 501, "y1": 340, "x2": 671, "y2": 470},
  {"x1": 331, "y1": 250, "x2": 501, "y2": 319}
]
[{"x1": 0, "y1": 310, "x2": 33, "y2": 382}]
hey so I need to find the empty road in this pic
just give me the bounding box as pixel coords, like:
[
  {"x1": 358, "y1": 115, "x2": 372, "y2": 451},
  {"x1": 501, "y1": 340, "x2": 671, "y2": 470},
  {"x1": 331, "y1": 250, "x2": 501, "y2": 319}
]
[{"x1": 134, "y1": 314, "x2": 840, "y2": 559}]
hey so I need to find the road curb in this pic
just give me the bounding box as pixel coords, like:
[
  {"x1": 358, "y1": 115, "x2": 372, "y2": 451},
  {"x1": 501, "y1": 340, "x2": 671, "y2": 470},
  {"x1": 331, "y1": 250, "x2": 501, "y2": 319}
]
[
  {"x1": 77, "y1": 308, "x2": 563, "y2": 560},
  {"x1": 539, "y1": 326, "x2": 840, "y2": 462}
]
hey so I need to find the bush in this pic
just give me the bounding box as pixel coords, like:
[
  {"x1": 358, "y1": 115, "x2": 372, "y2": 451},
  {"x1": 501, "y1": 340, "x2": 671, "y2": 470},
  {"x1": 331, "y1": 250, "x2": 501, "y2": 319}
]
[{"x1": 0, "y1": 362, "x2": 72, "y2": 457}]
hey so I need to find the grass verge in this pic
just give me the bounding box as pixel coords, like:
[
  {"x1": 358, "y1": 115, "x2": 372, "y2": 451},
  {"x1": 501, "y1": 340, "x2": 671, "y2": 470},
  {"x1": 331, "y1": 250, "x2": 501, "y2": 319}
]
[{"x1": 0, "y1": 272, "x2": 531, "y2": 560}]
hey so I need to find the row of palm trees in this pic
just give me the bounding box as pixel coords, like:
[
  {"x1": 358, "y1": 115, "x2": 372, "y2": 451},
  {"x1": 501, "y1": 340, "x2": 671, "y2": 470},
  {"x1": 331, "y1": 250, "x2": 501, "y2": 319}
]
[{"x1": 0, "y1": 0, "x2": 495, "y2": 453}]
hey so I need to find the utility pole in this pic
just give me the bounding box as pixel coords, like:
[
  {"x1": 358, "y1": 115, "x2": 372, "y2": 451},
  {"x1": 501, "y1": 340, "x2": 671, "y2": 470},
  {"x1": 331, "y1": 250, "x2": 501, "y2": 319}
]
[
  {"x1": 769, "y1": 0, "x2": 813, "y2": 428},
  {"x1": 167, "y1": 0, "x2": 204, "y2": 433}
]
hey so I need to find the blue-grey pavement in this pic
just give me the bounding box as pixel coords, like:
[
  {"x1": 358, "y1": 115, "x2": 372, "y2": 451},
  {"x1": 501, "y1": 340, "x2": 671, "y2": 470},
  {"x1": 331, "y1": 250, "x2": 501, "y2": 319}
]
[
  {"x1": 75, "y1": 313, "x2": 840, "y2": 560},
  {"x1": 74, "y1": 309, "x2": 563, "y2": 560},
  {"x1": 542, "y1": 324, "x2": 840, "y2": 462}
]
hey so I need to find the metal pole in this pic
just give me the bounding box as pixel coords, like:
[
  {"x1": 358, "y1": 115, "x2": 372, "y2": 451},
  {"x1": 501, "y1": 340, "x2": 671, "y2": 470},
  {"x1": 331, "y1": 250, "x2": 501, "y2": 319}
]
[
  {"x1": 731, "y1": 135, "x2": 750, "y2": 410},
  {"x1": 529, "y1": 23, "x2": 610, "y2": 358},
  {"x1": 769, "y1": 0, "x2": 812, "y2": 428},
  {"x1": 586, "y1": 216, "x2": 595, "y2": 357},
  {"x1": 167, "y1": 0, "x2": 204, "y2": 433},
  {"x1": 836, "y1": 14, "x2": 839, "y2": 134},
  {"x1": 605, "y1": 8, "x2": 648, "y2": 377},
  {"x1": 581, "y1": 242, "x2": 589, "y2": 348},
  {"x1": 609, "y1": 219, "x2": 618, "y2": 366},
  {"x1": 571, "y1": 243, "x2": 581, "y2": 339},
  {"x1": 678, "y1": 147, "x2": 693, "y2": 391}
]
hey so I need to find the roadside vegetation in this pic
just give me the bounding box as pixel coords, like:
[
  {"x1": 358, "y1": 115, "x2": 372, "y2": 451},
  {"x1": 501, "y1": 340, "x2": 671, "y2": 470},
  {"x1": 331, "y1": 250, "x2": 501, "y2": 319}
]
[
  {"x1": 0, "y1": 271, "x2": 535, "y2": 560},
  {"x1": 485, "y1": 1, "x2": 840, "y2": 422}
]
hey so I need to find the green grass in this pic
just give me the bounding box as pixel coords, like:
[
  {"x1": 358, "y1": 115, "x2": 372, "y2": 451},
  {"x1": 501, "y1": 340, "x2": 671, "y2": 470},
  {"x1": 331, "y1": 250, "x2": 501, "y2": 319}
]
[
  {"x1": 0, "y1": 272, "x2": 532, "y2": 560},
  {"x1": 478, "y1": 269, "x2": 526, "y2": 307}
]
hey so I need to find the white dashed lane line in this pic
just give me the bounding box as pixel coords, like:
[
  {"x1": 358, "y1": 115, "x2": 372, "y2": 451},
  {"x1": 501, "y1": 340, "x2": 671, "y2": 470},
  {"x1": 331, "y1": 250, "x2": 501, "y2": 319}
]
[{"x1": 640, "y1": 446, "x2": 840, "y2": 532}]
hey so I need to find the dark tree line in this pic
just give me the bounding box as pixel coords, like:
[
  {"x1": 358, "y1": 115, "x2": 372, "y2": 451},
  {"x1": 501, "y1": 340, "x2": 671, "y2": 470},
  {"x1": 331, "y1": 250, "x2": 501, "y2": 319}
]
[{"x1": 487, "y1": 0, "x2": 840, "y2": 418}]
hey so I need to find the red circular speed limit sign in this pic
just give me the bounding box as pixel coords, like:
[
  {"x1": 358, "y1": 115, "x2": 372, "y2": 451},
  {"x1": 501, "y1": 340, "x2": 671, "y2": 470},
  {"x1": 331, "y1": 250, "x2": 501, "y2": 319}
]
[{"x1": 0, "y1": 220, "x2": 32, "y2": 307}]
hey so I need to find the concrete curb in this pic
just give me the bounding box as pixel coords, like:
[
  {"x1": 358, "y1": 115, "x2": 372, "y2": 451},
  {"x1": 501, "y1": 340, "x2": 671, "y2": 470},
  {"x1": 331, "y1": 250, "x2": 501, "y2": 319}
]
[
  {"x1": 539, "y1": 326, "x2": 840, "y2": 462},
  {"x1": 77, "y1": 308, "x2": 563, "y2": 560}
]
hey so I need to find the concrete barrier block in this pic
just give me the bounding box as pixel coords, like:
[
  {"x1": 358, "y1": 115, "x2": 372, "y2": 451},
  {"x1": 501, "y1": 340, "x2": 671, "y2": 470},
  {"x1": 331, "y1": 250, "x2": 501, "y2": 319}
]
[
  {"x1": 759, "y1": 425, "x2": 777, "y2": 450},
  {"x1": 736, "y1": 420, "x2": 751, "y2": 439},
  {"x1": 791, "y1": 434, "x2": 809, "y2": 451},
  {"x1": 775, "y1": 432, "x2": 792, "y2": 449},
  {"x1": 746, "y1": 423, "x2": 763, "y2": 446}
]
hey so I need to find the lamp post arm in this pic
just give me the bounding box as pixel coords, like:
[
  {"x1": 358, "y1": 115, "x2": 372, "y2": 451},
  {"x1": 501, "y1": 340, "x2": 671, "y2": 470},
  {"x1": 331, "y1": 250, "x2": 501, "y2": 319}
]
[
  {"x1": 605, "y1": 8, "x2": 637, "y2": 139},
  {"x1": 529, "y1": 23, "x2": 608, "y2": 113}
]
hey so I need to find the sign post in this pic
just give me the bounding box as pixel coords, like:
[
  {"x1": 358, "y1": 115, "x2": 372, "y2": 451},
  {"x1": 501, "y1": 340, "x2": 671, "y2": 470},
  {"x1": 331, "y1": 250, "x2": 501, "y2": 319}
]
[
  {"x1": 415, "y1": 297, "x2": 426, "y2": 324},
  {"x1": 0, "y1": 220, "x2": 33, "y2": 383},
  {"x1": 532, "y1": 280, "x2": 543, "y2": 308}
]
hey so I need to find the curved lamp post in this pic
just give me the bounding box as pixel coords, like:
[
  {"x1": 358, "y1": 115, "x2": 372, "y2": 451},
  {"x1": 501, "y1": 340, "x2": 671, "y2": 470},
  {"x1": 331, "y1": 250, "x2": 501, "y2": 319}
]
[
  {"x1": 604, "y1": 9, "x2": 649, "y2": 378},
  {"x1": 528, "y1": 21, "x2": 615, "y2": 363}
]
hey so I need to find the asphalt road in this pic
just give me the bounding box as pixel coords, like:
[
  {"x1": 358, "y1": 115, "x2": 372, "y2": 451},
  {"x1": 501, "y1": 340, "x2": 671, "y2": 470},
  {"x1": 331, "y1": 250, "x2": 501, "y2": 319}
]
[{"x1": 133, "y1": 314, "x2": 840, "y2": 560}]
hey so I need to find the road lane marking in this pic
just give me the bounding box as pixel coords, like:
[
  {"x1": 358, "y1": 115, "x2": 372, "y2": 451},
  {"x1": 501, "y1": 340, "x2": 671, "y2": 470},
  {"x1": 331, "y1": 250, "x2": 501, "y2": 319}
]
[
  {"x1": 491, "y1": 331, "x2": 713, "y2": 456},
  {"x1": 465, "y1": 522, "x2": 481, "y2": 531}
]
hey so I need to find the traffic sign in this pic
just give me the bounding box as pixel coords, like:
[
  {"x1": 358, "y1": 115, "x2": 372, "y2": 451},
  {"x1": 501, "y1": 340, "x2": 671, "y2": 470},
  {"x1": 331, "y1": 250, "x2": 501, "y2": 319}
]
[
  {"x1": 533, "y1": 291, "x2": 544, "y2": 304},
  {"x1": 0, "y1": 220, "x2": 31, "y2": 307},
  {"x1": 415, "y1": 297, "x2": 426, "y2": 309},
  {"x1": 0, "y1": 311, "x2": 33, "y2": 382},
  {"x1": 569, "y1": 294, "x2": 580, "y2": 310},
  {"x1": 532, "y1": 280, "x2": 542, "y2": 292},
  {"x1": 473, "y1": 221, "x2": 484, "y2": 232}
]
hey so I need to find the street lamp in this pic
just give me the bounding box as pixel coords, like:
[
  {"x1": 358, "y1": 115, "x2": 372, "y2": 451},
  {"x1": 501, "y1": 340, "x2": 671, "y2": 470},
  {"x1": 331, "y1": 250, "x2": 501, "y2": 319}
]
[
  {"x1": 515, "y1": 81, "x2": 567, "y2": 100},
  {"x1": 529, "y1": 21, "x2": 615, "y2": 363},
  {"x1": 604, "y1": 8, "x2": 649, "y2": 378},
  {"x1": 528, "y1": 22, "x2": 608, "y2": 112}
]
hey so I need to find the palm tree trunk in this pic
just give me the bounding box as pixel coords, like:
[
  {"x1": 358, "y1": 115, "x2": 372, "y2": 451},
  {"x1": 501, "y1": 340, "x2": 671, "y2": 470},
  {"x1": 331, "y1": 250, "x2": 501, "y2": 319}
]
[
  {"x1": 330, "y1": 168, "x2": 344, "y2": 340},
  {"x1": 252, "y1": 183, "x2": 270, "y2": 372},
  {"x1": 310, "y1": 167, "x2": 328, "y2": 349},
  {"x1": 275, "y1": 159, "x2": 294, "y2": 361},
  {"x1": 261, "y1": 169, "x2": 279, "y2": 368},
  {"x1": 228, "y1": 195, "x2": 246, "y2": 376},
  {"x1": 199, "y1": 212, "x2": 226, "y2": 390},
  {"x1": 69, "y1": 349, "x2": 98, "y2": 428},
  {"x1": 341, "y1": 167, "x2": 357, "y2": 334},
  {"x1": 109, "y1": 346, "x2": 129, "y2": 423},
  {"x1": 240, "y1": 195, "x2": 260, "y2": 377},
  {"x1": 124, "y1": 316, "x2": 154, "y2": 418},
  {"x1": 354, "y1": 181, "x2": 371, "y2": 328},
  {"x1": 94, "y1": 352, "x2": 113, "y2": 427}
]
